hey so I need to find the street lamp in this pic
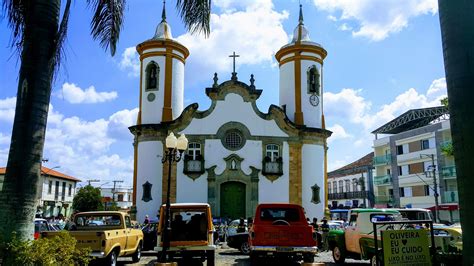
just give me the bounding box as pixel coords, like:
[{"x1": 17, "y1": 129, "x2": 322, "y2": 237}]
[
  {"x1": 420, "y1": 154, "x2": 440, "y2": 223},
  {"x1": 159, "y1": 132, "x2": 188, "y2": 263}
]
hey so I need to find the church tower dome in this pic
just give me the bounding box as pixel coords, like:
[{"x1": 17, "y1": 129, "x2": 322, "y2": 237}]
[
  {"x1": 275, "y1": 4, "x2": 327, "y2": 128},
  {"x1": 135, "y1": 1, "x2": 189, "y2": 124}
]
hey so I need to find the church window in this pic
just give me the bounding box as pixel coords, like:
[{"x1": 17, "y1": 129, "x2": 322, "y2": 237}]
[
  {"x1": 142, "y1": 181, "x2": 152, "y2": 202},
  {"x1": 187, "y1": 142, "x2": 201, "y2": 160},
  {"x1": 184, "y1": 142, "x2": 204, "y2": 176},
  {"x1": 307, "y1": 65, "x2": 320, "y2": 95},
  {"x1": 145, "y1": 62, "x2": 159, "y2": 91},
  {"x1": 266, "y1": 144, "x2": 280, "y2": 162},
  {"x1": 223, "y1": 130, "x2": 244, "y2": 150}
]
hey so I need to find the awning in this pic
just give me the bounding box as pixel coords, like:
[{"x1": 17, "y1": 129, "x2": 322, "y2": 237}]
[{"x1": 427, "y1": 204, "x2": 458, "y2": 211}]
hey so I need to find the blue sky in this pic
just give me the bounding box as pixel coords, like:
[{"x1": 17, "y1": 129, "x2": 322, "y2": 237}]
[{"x1": 0, "y1": 0, "x2": 447, "y2": 187}]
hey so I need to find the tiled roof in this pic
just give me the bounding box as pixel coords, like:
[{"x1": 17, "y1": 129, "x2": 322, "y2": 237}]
[
  {"x1": 0, "y1": 166, "x2": 81, "y2": 182},
  {"x1": 328, "y1": 152, "x2": 374, "y2": 178}
]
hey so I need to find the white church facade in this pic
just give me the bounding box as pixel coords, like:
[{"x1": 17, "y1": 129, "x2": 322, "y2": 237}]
[{"x1": 130, "y1": 5, "x2": 332, "y2": 222}]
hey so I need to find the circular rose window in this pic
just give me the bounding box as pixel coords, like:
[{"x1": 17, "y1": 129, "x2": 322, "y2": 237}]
[{"x1": 223, "y1": 130, "x2": 245, "y2": 150}]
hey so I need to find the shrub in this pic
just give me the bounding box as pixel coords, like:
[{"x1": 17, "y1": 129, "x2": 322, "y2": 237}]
[{"x1": 6, "y1": 231, "x2": 91, "y2": 265}]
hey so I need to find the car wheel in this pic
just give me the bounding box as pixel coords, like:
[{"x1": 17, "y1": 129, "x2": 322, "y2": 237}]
[
  {"x1": 206, "y1": 250, "x2": 215, "y2": 266},
  {"x1": 132, "y1": 242, "x2": 142, "y2": 263},
  {"x1": 250, "y1": 252, "x2": 260, "y2": 266},
  {"x1": 240, "y1": 241, "x2": 251, "y2": 255},
  {"x1": 332, "y1": 245, "x2": 346, "y2": 264},
  {"x1": 303, "y1": 253, "x2": 315, "y2": 263},
  {"x1": 106, "y1": 250, "x2": 118, "y2": 266}
]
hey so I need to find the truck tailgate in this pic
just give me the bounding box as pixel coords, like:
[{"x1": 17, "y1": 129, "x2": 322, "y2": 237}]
[
  {"x1": 253, "y1": 224, "x2": 316, "y2": 247},
  {"x1": 42, "y1": 231, "x2": 103, "y2": 251}
]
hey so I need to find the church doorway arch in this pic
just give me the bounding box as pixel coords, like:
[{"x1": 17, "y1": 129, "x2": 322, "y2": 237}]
[{"x1": 220, "y1": 181, "x2": 246, "y2": 219}]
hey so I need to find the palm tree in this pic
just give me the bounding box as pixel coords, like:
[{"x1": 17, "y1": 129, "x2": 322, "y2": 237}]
[
  {"x1": 438, "y1": 1, "x2": 474, "y2": 265},
  {"x1": 0, "y1": 0, "x2": 210, "y2": 252}
]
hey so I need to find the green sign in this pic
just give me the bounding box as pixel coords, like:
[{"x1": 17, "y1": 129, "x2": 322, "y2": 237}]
[{"x1": 382, "y1": 229, "x2": 431, "y2": 266}]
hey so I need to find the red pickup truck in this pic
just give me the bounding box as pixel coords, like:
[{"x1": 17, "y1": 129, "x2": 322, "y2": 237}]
[{"x1": 248, "y1": 203, "x2": 317, "y2": 264}]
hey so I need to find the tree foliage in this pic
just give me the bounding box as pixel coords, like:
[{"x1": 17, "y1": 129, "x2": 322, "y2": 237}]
[
  {"x1": 72, "y1": 185, "x2": 103, "y2": 212},
  {"x1": 6, "y1": 231, "x2": 91, "y2": 265}
]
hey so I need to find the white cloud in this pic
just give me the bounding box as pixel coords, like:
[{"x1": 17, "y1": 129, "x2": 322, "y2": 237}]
[
  {"x1": 60, "y1": 83, "x2": 117, "y2": 104},
  {"x1": 108, "y1": 108, "x2": 139, "y2": 139},
  {"x1": 0, "y1": 97, "x2": 16, "y2": 122},
  {"x1": 119, "y1": 47, "x2": 140, "y2": 77},
  {"x1": 176, "y1": 1, "x2": 289, "y2": 74},
  {"x1": 314, "y1": 0, "x2": 438, "y2": 41},
  {"x1": 327, "y1": 124, "x2": 352, "y2": 143},
  {"x1": 325, "y1": 77, "x2": 447, "y2": 132},
  {"x1": 338, "y1": 23, "x2": 352, "y2": 31},
  {"x1": 327, "y1": 15, "x2": 337, "y2": 21}
]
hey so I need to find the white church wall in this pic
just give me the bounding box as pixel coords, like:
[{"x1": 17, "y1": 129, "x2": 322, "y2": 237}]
[
  {"x1": 279, "y1": 61, "x2": 295, "y2": 122},
  {"x1": 176, "y1": 162, "x2": 208, "y2": 203},
  {"x1": 301, "y1": 144, "x2": 325, "y2": 220},
  {"x1": 171, "y1": 58, "x2": 184, "y2": 119},
  {"x1": 259, "y1": 141, "x2": 290, "y2": 203},
  {"x1": 184, "y1": 93, "x2": 288, "y2": 138},
  {"x1": 141, "y1": 56, "x2": 166, "y2": 124},
  {"x1": 300, "y1": 58, "x2": 322, "y2": 128},
  {"x1": 136, "y1": 140, "x2": 163, "y2": 223}
]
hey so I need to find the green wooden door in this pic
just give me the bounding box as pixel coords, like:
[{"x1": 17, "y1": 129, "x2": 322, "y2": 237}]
[{"x1": 220, "y1": 181, "x2": 246, "y2": 219}]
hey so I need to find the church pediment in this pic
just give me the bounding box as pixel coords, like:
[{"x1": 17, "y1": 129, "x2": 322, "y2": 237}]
[{"x1": 205, "y1": 75, "x2": 262, "y2": 102}]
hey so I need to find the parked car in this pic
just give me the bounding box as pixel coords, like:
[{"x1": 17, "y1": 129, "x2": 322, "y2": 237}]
[
  {"x1": 433, "y1": 225, "x2": 462, "y2": 253},
  {"x1": 34, "y1": 218, "x2": 56, "y2": 240},
  {"x1": 41, "y1": 211, "x2": 144, "y2": 265},
  {"x1": 226, "y1": 219, "x2": 250, "y2": 254},
  {"x1": 249, "y1": 203, "x2": 317, "y2": 264},
  {"x1": 142, "y1": 219, "x2": 159, "y2": 251},
  {"x1": 155, "y1": 203, "x2": 216, "y2": 266},
  {"x1": 328, "y1": 208, "x2": 402, "y2": 265}
]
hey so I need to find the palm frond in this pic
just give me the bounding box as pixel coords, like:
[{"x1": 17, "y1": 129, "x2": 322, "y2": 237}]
[
  {"x1": 51, "y1": 0, "x2": 71, "y2": 80},
  {"x1": 87, "y1": 0, "x2": 126, "y2": 56},
  {"x1": 2, "y1": 0, "x2": 30, "y2": 53},
  {"x1": 176, "y1": 0, "x2": 211, "y2": 37}
]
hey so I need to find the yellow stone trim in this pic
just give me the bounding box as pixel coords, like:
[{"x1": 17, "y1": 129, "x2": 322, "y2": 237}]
[
  {"x1": 140, "y1": 52, "x2": 186, "y2": 64},
  {"x1": 162, "y1": 47, "x2": 173, "y2": 122},
  {"x1": 279, "y1": 55, "x2": 323, "y2": 67},
  {"x1": 294, "y1": 52, "x2": 304, "y2": 125},
  {"x1": 137, "y1": 39, "x2": 189, "y2": 59},
  {"x1": 289, "y1": 143, "x2": 303, "y2": 205},
  {"x1": 138, "y1": 61, "x2": 143, "y2": 125},
  {"x1": 132, "y1": 140, "x2": 138, "y2": 205},
  {"x1": 275, "y1": 43, "x2": 327, "y2": 62},
  {"x1": 322, "y1": 114, "x2": 330, "y2": 217}
]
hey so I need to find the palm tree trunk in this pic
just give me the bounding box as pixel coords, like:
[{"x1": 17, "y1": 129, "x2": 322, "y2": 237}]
[
  {"x1": 438, "y1": 1, "x2": 474, "y2": 265},
  {"x1": 0, "y1": 0, "x2": 60, "y2": 249}
]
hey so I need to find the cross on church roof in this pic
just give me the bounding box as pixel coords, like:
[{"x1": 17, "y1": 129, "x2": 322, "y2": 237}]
[{"x1": 229, "y1": 51, "x2": 240, "y2": 81}]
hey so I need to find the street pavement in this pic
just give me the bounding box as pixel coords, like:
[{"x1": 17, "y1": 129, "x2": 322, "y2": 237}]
[{"x1": 118, "y1": 244, "x2": 370, "y2": 265}]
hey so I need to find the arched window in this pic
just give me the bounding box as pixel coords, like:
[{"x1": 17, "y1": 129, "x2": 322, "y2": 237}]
[
  {"x1": 307, "y1": 65, "x2": 320, "y2": 95},
  {"x1": 142, "y1": 181, "x2": 152, "y2": 202},
  {"x1": 328, "y1": 182, "x2": 332, "y2": 194},
  {"x1": 333, "y1": 181, "x2": 337, "y2": 193},
  {"x1": 352, "y1": 178, "x2": 358, "y2": 192},
  {"x1": 145, "y1": 62, "x2": 159, "y2": 90}
]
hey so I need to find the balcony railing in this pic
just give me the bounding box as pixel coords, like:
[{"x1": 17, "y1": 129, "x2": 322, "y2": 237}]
[
  {"x1": 373, "y1": 154, "x2": 392, "y2": 166},
  {"x1": 441, "y1": 166, "x2": 456, "y2": 178},
  {"x1": 262, "y1": 157, "x2": 283, "y2": 176},
  {"x1": 375, "y1": 195, "x2": 394, "y2": 204},
  {"x1": 444, "y1": 191, "x2": 459, "y2": 203},
  {"x1": 183, "y1": 155, "x2": 205, "y2": 175},
  {"x1": 374, "y1": 174, "x2": 392, "y2": 186},
  {"x1": 328, "y1": 191, "x2": 368, "y2": 200}
]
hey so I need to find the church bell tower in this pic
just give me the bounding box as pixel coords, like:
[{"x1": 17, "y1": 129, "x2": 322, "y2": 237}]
[
  {"x1": 136, "y1": 3, "x2": 189, "y2": 124},
  {"x1": 275, "y1": 5, "x2": 327, "y2": 128}
]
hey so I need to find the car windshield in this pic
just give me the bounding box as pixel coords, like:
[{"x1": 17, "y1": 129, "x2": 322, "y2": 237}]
[
  {"x1": 74, "y1": 214, "x2": 122, "y2": 229},
  {"x1": 166, "y1": 208, "x2": 209, "y2": 241},
  {"x1": 259, "y1": 207, "x2": 300, "y2": 222}
]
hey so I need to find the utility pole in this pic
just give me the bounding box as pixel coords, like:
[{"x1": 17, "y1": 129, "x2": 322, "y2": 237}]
[
  {"x1": 421, "y1": 154, "x2": 440, "y2": 223},
  {"x1": 86, "y1": 179, "x2": 100, "y2": 186},
  {"x1": 111, "y1": 180, "x2": 124, "y2": 204}
]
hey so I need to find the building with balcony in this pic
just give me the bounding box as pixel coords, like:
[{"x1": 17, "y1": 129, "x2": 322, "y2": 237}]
[
  {"x1": 0, "y1": 166, "x2": 81, "y2": 218},
  {"x1": 101, "y1": 186, "x2": 133, "y2": 210},
  {"x1": 372, "y1": 106, "x2": 458, "y2": 222},
  {"x1": 327, "y1": 152, "x2": 374, "y2": 209}
]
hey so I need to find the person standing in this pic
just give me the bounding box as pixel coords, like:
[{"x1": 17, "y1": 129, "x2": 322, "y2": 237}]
[
  {"x1": 237, "y1": 218, "x2": 246, "y2": 233},
  {"x1": 144, "y1": 215, "x2": 150, "y2": 225},
  {"x1": 320, "y1": 217, "x2": 330, "y2": 251}
]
